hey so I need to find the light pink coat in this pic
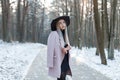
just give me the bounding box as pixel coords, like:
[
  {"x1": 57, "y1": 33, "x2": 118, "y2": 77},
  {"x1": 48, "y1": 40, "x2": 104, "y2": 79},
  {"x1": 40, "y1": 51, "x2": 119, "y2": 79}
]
[{"x1": 47, "y1": 31, "x2": 65, "y2": 78}]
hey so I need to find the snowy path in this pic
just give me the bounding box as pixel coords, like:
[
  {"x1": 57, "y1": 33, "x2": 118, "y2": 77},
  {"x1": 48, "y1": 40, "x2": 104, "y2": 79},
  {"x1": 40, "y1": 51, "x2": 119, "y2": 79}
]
[
  {"x1": 24, "y1": 47, "x2": 111, "y2": 80},
  {"x1": 0, "y1": 42, "x2": 43, "y2": 80}
]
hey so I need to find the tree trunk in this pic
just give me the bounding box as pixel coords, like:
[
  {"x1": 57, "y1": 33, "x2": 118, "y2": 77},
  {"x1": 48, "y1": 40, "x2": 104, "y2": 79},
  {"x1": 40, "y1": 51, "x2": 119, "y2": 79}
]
[
  {"x1": 1, "y1": 0, "x2": 11, "y2": 42},
  {"x1": 103, "y1": 0, "x2": 109, "y2": 49},
  {"x1": 96, "y1": 48, "x2": 99, "y2": 56},
  {"x1": 73, "y1": 0, "x2": 78, "y2": 47},
  {"x1": 93, "y1": 0, "x2": 107, "y2": 65},
  {"x1": 108, "y1": 0, "x2": 117, "y2": 59},
  {"x1": 21, "y1": 0, "x2": 28, "y2": 42},
  {"x1": 1, "y1": 0, "x2": 7, "y2": 41},
  {"x1": 65, "y1": 0, "x2": 68, "y2": 15},
  {"x1": 16, "y1": 0, "x2": 22, "y2": 42},
  {"x1": 32, "y1": 0, "x2": 37, "y2": 42},
  {"x1": 39, "y1": 7, "x2": 45, "y2": 43}
]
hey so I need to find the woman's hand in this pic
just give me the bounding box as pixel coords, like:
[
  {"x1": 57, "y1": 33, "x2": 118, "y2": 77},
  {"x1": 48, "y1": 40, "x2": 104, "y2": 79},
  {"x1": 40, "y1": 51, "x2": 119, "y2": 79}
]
[
  {"x1": 62, "y1": 45, "x2": 71, "y2": 54},
  {"x1": 66, "y1": 45, "x2": 71, "y2": 50}
]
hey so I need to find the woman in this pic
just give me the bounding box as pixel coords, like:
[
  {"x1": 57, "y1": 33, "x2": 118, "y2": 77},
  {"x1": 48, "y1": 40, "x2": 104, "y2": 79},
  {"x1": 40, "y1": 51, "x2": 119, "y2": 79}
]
[{"x1": 47, "y1": 16, "x2": 72, "y2": 80}]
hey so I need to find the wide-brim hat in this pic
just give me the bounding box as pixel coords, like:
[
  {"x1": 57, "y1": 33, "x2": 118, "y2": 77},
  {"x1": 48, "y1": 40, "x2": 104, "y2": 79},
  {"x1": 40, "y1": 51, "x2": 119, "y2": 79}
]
[{"x1": 51, "y1": 16, "x2": 70, "y2": 31}]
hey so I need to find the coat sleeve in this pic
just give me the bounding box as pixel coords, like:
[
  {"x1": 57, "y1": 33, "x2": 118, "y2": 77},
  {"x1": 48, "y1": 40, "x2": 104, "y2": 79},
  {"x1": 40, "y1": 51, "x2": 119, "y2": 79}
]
[{"x1": 47, "y1": 32, "x2": 56, "y2": 68}]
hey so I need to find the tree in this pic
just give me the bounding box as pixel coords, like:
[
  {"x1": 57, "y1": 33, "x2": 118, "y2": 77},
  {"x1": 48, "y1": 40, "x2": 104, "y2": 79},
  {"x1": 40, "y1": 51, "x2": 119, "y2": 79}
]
[
  {"x1": 1, "y1": 0, "x2": 11, "y2": 42},
  {"x1": 103, "y1": 0, "x2": 109, "y2": 48},
  {"x1": 93, "y1": 0, "x2": 107, "y2": 65},
  {"x1": 16, "y1": 0, "x2": 22, "y2": 42},
  {"x1": 108, "y1": 0, "x2": 118, "y2": 59},
  {"x1": 31, "y1": 0, "x2": 37, "y2": 42},
  {"x1": 21, "y1": 0, "x2": 28, "y2": 42}
]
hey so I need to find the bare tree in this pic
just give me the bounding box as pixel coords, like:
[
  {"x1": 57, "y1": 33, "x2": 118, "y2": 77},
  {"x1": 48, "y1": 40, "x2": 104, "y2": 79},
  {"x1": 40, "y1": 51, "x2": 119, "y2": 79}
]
[
  {"x1": 108, "y1": 0, "x2": 117, "y2": 59},
  {"x1": 21, "y1": 0, "x2": 28, "y2": 42},
  {"x1": 16, "y1": 0, "x2": 22, "y2": 42},
  {"x1": 93, "y1": 0, "x2": 107, "y2": 65},
  {"x1": 1, "y1": 0, "x2": 11, "y2": 42}
]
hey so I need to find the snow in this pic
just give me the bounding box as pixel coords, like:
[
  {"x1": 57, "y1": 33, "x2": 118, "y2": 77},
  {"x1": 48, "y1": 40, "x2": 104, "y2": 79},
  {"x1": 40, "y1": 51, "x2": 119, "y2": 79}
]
[
  {"x1": 0, "y1": 40, "x2": 46, "y2": 80},
  {"x1": 70, "y1": 47, "x2": 120, "y2": 80},
  {"x1": 0, "y1": 40, "x2": 120, "y2": 80}
]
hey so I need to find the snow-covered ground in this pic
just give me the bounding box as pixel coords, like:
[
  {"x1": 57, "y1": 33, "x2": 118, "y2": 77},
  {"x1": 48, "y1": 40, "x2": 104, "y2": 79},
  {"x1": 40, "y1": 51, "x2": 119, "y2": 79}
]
[
  {"x1": 0, "y1": 40, "x2": 45, "y2": 80},
  {"x1": 70, "y1": 47, "x2": 120, "y2": 80},
  {"x1": 0, "y1": 40, "x2": 120, "y2": 80}
]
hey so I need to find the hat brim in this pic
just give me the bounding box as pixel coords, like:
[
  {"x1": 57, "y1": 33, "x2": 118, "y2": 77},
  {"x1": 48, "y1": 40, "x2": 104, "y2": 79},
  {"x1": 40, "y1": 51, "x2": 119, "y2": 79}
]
[{"x1": 51, "y1": 16, "x2": 70, "y2": 31}]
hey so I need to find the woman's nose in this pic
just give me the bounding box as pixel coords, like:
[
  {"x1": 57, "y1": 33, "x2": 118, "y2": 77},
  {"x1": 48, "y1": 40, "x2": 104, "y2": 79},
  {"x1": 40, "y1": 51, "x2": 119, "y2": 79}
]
[{"x1": 63, "y1": 23, "x2": 66, "y2": 27}]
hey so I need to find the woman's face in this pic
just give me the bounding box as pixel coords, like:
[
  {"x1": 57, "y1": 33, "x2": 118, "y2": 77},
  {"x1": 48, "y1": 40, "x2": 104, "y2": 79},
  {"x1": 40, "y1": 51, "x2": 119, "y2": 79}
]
[{"x1": 57, "y1": 19, "x2": 66, "y2": 30}]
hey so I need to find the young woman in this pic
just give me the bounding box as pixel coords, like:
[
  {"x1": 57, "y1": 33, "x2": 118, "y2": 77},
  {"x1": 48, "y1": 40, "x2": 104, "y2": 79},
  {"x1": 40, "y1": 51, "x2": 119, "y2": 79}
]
[{"x1": 47, "y1": 16, "x2": 72, "y2": 80}]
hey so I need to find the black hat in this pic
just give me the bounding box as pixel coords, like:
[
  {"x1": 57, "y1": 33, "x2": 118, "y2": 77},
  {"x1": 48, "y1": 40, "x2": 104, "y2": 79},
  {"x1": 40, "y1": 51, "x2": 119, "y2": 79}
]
[{"x1": 51, "y1": 16, "x2": 70, "y2": 31}]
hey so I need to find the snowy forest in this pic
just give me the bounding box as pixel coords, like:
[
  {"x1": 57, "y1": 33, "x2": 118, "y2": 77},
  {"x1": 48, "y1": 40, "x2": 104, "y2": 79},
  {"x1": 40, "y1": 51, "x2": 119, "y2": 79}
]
[{"x1": 0, "y1": 0, "x2": 120, "y2": 80}]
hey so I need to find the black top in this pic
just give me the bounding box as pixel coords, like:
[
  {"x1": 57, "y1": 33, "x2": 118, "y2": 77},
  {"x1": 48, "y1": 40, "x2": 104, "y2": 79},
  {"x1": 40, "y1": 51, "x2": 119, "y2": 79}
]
[
  {"x1": 61, "y1": 30, "x2": 70, "y2": 73},
  {"x1": 61, "y1": 44, "x2": 70, "y2": 72}
]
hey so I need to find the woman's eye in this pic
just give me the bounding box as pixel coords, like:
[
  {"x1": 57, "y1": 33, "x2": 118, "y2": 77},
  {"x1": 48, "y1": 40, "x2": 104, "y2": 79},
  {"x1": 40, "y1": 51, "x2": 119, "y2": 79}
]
[{"x1": 59, "y1": 22, "x2": 62, "y2": 25}]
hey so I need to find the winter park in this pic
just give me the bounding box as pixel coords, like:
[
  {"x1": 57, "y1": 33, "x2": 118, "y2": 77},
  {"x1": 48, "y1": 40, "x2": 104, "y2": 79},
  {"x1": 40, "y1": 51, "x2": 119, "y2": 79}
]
[{"x1": 0, "y1": 0, "x2": 120, "y2": 80}]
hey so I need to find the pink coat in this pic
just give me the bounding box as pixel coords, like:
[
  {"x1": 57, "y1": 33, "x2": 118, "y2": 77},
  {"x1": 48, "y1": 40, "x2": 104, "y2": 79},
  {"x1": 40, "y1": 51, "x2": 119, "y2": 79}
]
[{"x1": 47, "y1": 31, "x2": 65, "y2": 78}]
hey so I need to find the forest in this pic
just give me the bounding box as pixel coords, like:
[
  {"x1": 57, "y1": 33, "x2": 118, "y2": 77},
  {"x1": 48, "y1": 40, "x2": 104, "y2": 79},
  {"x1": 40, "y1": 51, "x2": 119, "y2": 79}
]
[{"x1": 0, "y1": 0, "x2": 120, "y2": 65}]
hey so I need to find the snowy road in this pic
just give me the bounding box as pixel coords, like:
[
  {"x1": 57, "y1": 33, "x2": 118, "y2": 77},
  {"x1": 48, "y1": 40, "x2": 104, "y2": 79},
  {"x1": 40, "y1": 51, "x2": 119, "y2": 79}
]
[
  {"x1": 24, "y1": 47, "x2": 111, "y2": 80},
  {"x1": 0, "y1": 42, "x2": 119, "y2": 80}
]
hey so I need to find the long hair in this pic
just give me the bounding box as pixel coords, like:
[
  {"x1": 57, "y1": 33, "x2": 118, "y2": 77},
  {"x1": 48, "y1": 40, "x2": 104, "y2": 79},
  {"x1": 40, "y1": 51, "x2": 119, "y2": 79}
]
[{"x1": 61, "y1": 30, "x2": 65, "y2": 41}]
